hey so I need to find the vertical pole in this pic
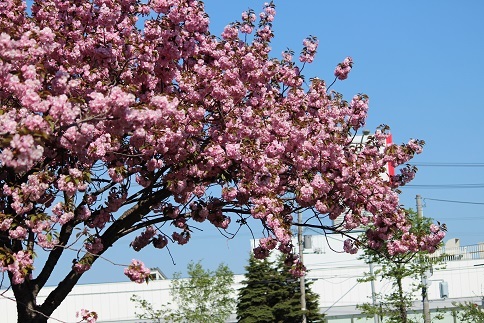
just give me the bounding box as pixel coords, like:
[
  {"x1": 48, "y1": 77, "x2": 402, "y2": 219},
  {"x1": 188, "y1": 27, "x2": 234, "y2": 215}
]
[
  {"x1": 298, "y1": 210, "x2": 307, "y2": 323},
  {"x1": 417, "y1": 195, "x2": 431, "y2": 323},
  {"x1": 369, "y1": 262, "x2": 380, "y2": 323}
]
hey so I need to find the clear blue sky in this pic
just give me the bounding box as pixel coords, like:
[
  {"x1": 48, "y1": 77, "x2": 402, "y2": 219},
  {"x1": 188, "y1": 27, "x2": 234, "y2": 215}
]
[
  {"x1": 28, "y1": 1, "x2": 484, "y2": 283},
  {"x1": 163, "y1": 0, "x2": 484, "y2": 278}
]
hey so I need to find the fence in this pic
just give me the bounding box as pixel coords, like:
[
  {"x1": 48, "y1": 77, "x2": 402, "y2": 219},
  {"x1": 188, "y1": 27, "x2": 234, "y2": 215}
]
[{"x1": 431, "y1": 243, "x2": 484, "y2": 262}]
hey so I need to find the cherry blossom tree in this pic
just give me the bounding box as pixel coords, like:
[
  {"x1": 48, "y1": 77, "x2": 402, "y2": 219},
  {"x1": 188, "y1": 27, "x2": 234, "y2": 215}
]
[
  {"x1": 357, "y1": 210, "x2": 446, "y2": 323},
  {"x1": 0, "y1": 0, "x2": 445, "y2": 322}
]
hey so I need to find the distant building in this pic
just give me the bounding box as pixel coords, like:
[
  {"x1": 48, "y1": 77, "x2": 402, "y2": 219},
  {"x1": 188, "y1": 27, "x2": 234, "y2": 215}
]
[
  {"x1": 272, "y1": 233, "x2": 484, "y2": 322},
  {"x1": 1, "y1": 237, "x2": 483, "y2": 322}
]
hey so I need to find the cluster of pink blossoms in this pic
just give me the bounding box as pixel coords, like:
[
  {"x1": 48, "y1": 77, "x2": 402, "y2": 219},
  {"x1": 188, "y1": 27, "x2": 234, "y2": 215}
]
[
  {"x1": 73, "y1": 262, "x2": 91, "y2": 274},
  {"x1": 0, "y1": 250, "x2": 34, "y2": 284},
  {"x1": 85, "y1": 237, "x2": 103, "y2": 255},
  {"x1": 334, "y1": 56, "x2": 353, "y2": 80},
  {"x1": 57, "y1": 168, "x2": 88, "y2": 197},
  {"x1": 124, "y1": 259, "x2": 151, "y2": 284},
  {"x1": 0, "y1": 4, "x2": 444, "y2": 322},
  {"x1": 51, "y1": 202, "x2": 75, "y2": 225},
  {"x1": 289, "y1": 259, "x2": 306, "y2": 278},
  {"x1": 300, "y1": 36, "x2": 319, "y2": 63},
  {"x1": 152, "y1": 234, "x2": 169, "y2": 249},
  {"x1": 419, "y1": 226, "x2": 446, "y2": 253},
  {"x1": 130, "y1": 226, "x2": 156, "y2": 251},
  {"x1": 343, "y1": 239, "x2": 359, "y2": 254},
  {"x1": 76, "y1": 309, "x2": 98, "y2": 323},
  {"x1": 260, "y1": 2, "x2": 276, "y2": 24},
  {"x1": 0, "y1": 133, "x2": 44, "y2": 172},
  {"x1": 172, "y1": 231, "x2": 190, "y2": 245}
]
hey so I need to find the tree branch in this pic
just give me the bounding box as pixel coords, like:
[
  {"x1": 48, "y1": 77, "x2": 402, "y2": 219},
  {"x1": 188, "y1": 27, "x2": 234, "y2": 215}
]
[
  {"x1": 32, "y1": 221, "x2": 76, "y2": 296},
  {"x1": 37, "y1": 188, "x2": 172, "y2": 316}
]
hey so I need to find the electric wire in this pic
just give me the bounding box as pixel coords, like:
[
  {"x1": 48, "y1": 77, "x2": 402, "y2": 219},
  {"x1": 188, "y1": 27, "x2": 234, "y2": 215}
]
[
  {"x1": 409, "y1": 162, "x2": 484, "y2": 167},
  {"x1": 423, "y1": 198, "x2": 484, "y2": 205},
  {"x1": 398, "y1": 162, "x2": 484, "y2": 191},
  {"x1": 322, "y1": 281, "x2": 361, "y2": 314},
  {"x1": 404, "y1": 183, "x2": 484, "y2": 189}
]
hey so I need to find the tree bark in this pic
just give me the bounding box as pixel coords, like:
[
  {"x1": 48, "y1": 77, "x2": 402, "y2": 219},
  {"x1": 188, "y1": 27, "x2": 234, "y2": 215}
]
[
  {"x1": 12, "y1": 280, "x2": 47, "y2": 323},
  {"x1": 10, "y1": 188, "x2": 172, "y2": 322}
]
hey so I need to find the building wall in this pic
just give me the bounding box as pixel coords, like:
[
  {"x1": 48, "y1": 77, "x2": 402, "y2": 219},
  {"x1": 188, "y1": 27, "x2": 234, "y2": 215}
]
[
  {"x1": 0, "y1": 274, "x2": 245, "y2": 323},
  {"x1": 297, "y1": 234, "x2": 484, "y2": 315},
  {"x1": 1, "y1": 237, "x2": 483, "y2": 322}
]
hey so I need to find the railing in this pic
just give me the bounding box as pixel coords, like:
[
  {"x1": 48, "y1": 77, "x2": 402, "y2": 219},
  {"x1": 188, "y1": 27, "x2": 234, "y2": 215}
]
[{"x1": 431, "y1": 243, "x2": 484, "y2": 262}]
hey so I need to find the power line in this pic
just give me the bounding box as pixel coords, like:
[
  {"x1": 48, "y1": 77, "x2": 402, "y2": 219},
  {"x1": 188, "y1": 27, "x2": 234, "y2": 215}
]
[
  {"x1": 404, "y1": 184, "x2": 484, "y2": 189},
  {"x1": 423, "y1": 197, "x2": 484, "y2": 205},
  {"x1": 322, "y1": 281, "x2": 361, "y2": 314},
  {"x1": 409, "y1": 162, "x2": 484, "y2": 167}
]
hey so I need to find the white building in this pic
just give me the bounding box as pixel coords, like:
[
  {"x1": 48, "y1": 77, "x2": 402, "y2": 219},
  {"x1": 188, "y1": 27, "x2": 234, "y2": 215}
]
[
  {"x1": 291, "y1": 233, "x2": 484, "y2": 322},
  {"x1": 1, "y1": 235, "x2": 483, "y2": 322}
]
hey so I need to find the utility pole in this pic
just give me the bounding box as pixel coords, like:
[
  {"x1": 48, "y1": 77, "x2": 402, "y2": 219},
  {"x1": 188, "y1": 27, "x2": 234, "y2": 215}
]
[
  {"x1": 417, "y1": 195, "x2": 431, "y2": 323},
  {"x1": 298, "y1": 210, "x2": 307, "y2": 323},
  {"x1": 369, "y1": 262, "x2": 380, "y2": 323}
]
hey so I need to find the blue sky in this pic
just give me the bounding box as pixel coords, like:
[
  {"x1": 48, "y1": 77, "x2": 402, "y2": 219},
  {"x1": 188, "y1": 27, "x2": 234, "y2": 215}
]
[
  {"x1": 24, "y1": 1, "x2": 484, "y2": 283},
  {"x1": 155, "y1": 0, "x2": 484, "y2": 279}
]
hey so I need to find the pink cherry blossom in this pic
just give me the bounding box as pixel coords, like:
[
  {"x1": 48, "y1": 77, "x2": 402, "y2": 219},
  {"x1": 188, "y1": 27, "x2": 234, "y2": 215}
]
[
  {"x1": 289, "y1": 259, "x2": 306, "y2": 278},
  {"x1": 9, "y1": 226, "x2": 27, "y2": 240},
  {"x1": 343, "y1": 239, "x2": 359, "y2": 254},
  {"x1": 334, "y1": 56, "x2": 353, "y2": 80},
  {"x1": 130, "y1": 226, "x2": 156, "y2": 251},
  {"x1": 124, "y1": 259, "x2": 151, "y2": 284},
  {"x1": 152, "y1": 235, "x2": 169, "y2": 249},
  {"x1": 253, "y1": 246, "x2": 270, "y2": 259},
  {"x1": 73, "y1": 262, "x2": 91, "y2": 274},
  {"x1": 172, "y1": 231, "x2": 190, "y2": 245},
  {"x1": 0, "y1": 1, "x2": 440, "y2": 320},
  {"x1": 76, "y1": 309, "x2": 98, "y2": 323},
  {"x1": 2, "y1": 250, "x2": 34, "y2": 284},
  {"x1": 260, "y1": 237, "x2": 277, "y2": 250},
  {"x1": 85, "y1": 237, "x2": 104, "y2": 255},
  {"x1": 299, "y1": 36, "x2": 319, "y2": 63}
]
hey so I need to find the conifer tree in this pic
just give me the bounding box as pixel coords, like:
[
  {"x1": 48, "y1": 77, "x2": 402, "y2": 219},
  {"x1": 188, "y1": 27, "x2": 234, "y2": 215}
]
[
  {"x1": 236, "y1": 255, "x2": 278, "y2": 323},
  {"x1": 237, "y1": 255, "x2": 324, "y2": 323},
  {"x1": 273, "y1": 255, "x2": 325, "y2": 323}
]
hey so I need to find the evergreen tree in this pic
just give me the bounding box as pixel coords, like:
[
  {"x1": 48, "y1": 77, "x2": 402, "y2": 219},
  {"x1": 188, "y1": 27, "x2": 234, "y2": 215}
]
[
  {"x1": 236, "y1": 255, "x2": 278, "y2": 323},
  {"x1": 273, "y1": 255, "x2": 325, "y2": 323},
  {"x1": 237, "y1": 254, "x2": 324, "y2": 323}
]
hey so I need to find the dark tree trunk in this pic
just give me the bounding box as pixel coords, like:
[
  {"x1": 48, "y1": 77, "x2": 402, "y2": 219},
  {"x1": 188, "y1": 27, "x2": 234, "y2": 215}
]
[
  {"x1": 12, "y1": 282, "x2": 47, "y2": 323},
  {"x1": 8, "y1": 189, "x2": 172, "y2": 323},
  {"x1": 16, "y1": 310, "x2": 48, "y2": 323}
]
